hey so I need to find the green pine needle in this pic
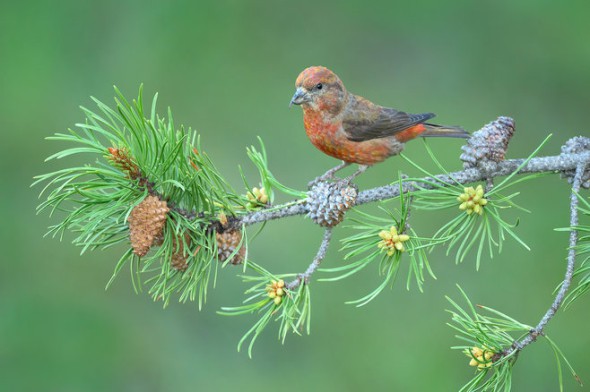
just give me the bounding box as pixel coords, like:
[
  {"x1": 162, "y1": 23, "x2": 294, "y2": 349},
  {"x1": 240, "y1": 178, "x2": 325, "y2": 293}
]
[
  {"x1": 218, "y1": 263, "x2": 311, "y2": 357},
  {"x1": 34, "y1": 86, "x2": 250, "y2": 308},
  {"x1": 401, "y1": 138, "x2": 549, "y2": 269},
  {"x1": 447, "y1": 285, "x2": 579, "y2": 392},
  {"x1": 321, "y1": 179, "x2": 440, "y2": 305}
]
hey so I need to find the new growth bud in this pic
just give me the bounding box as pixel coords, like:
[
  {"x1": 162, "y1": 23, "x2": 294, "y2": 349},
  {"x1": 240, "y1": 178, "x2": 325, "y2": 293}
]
[
  {"x1": 266, "y1": 279, "x2": 286, "y2": 305},
  {"x1": 377, "y1": 226, "x2": 410, "y2": 256},
  {"x1": 457, "y1": 185, "x2": 488, "y2": 215},
  {"x1": 247, "y1": 187, "x2": 269, "y2": 207},
  {"x1": 465, "y1": 346, "x2": 496, "y2": 370}
]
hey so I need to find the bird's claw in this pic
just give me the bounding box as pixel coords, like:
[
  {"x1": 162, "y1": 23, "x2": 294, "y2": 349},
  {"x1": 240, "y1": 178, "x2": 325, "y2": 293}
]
[
  {"x1": 308, "y1": 173, "x2": 334, "y2": 188},
  {"x1": 308, "y1": 162, "x2": 351, "y2": 188}
]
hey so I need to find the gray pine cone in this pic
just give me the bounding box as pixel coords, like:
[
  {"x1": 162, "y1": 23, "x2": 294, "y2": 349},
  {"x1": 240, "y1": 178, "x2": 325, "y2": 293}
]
[
  {"x1": 307, "y1": 182, "x2": 357, "y2": 227},
  {"x1": 460, "y1": 116, "x2": 515, "y2": 172}
]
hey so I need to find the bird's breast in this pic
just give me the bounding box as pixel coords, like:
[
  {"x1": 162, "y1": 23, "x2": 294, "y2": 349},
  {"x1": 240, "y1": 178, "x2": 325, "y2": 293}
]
[
  {"x1": 302, "y1": 109, "x2": 399, "y2": 165},
  {"x1": 303, "y1": 110, "x2": 341, "y2": 150}
]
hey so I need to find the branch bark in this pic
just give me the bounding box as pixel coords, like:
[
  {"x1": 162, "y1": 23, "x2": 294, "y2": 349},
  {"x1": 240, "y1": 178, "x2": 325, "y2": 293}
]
[
  {"x1": 241, "y1": 151, "x2": 590, "y2": 226},
  {"x1": 505, "y1": 162, "x2": 587, "y2": 358},
  {"x1": 286, "y1": 228, "x2": 333, "y2": 290}
]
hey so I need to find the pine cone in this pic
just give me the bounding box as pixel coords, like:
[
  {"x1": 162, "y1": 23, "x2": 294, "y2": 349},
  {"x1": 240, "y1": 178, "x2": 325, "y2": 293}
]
[
  {"x1": 171, "y1": 252, "x2": 188, "y2": 271},
  {"x1": 107, "y1": 147, "x2": 141, "y2": 180},
  {"x1": 128, "y1": 195, "x2": 169, "y2": 256},
  {"x1": 460, "y1": 117, "x2": 515, "y2": 172},
  {"x1": 170, "y1": 234, "x2": 188, "y2": 271},
  {"x1": 307, "y1": 182, "x2": 357, "y2": 227},
  {"x1": 217, "y1": 229, "x2": 245, "y2": 265},
  {"x1": 561, "y1": 136, "x2": 590, "y2": 189}
]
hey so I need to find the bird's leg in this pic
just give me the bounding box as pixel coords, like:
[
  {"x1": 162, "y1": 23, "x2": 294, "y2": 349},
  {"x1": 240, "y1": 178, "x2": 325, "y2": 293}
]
[
  {"x1": 308, "y1": 161, "x2": 351, "y2": 187},
  {"x1": 343, "y1": 164, "x2": 369, "y2": 183}
]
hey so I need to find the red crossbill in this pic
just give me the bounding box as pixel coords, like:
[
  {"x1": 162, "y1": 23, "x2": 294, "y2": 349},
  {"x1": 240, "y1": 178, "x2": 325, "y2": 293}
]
[{"x1": 290, "y1": 66, "x2": 469, "y2": 182}]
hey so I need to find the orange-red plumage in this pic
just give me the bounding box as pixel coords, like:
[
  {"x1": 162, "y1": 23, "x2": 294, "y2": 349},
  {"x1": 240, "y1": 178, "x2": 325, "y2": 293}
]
[{"x1": 290, "y1": 66, "x2": 468, "y2": 167}]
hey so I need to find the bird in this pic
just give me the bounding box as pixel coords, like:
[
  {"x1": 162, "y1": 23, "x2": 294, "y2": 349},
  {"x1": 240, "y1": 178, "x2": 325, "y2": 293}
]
[{"x1": 289, "y1": 66, "x2": 469, "y2": 184}]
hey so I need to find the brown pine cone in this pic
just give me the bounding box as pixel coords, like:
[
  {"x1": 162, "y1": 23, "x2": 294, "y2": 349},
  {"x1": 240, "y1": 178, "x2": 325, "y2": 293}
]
[
  {"x1": 128, "y1": 195, "x2": 169, "y2": 256},
  {"x1": 170, "y1": 233, "x2": 196, "y2": 272},
  {"x1": 217, "y1": 229, "x2": 245, "y2": 265}
]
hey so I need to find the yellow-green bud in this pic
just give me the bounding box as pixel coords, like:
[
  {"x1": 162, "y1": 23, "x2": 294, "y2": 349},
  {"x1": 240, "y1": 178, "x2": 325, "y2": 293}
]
[
  {"x1": 218, "y1": 212, "x2": 228, "y2": 227},
  {"x1": 378, "y1": 226, "x2": 410, "y2": 255},
  {"x1": 476, "y1": 185, "x2": 484, "y2": 197},
  {"x1": 399, "y1": 234, "x2": 410, "y2": 242},
  {"x1": 458, "y1": 185, "x2": 488, "y2": 215},
  {"x1": 247, "y1": 186, "x2": 269, "y2": 206}
]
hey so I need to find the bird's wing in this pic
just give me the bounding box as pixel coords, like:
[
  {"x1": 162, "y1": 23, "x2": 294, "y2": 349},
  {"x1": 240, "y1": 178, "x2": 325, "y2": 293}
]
[{"x1": 342, "y1": 96, "x2": 435, "y2": 142}]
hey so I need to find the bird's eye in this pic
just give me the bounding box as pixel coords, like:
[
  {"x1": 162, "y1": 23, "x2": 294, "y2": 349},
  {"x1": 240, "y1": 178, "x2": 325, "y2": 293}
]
[{"x1": 315, "y1": 83, "x2": 323, "y2": 90}]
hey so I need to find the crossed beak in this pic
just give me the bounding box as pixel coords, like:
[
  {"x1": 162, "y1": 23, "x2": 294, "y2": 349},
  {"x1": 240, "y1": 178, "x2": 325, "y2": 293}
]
[{"x1": 289, "y1": 87, "x2": 310, "y2": 107}]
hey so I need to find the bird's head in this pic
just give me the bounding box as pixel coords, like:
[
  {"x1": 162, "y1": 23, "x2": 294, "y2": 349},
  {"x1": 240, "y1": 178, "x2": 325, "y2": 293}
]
[{"x1": 290, "y1": 66, "x2": 347, "y2": 114}]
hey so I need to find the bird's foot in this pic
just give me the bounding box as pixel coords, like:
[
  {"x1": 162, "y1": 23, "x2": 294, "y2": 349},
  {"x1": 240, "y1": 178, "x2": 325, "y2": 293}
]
[
  {"x1": 308, "y1": 162, "x2": 351, "y2": 188},
  {"x1": 308, "y1": 173, "x2": 334, "y2": 187},
  {"x1": 341, "y1": 165, "x2": 369, "y2": 184}
]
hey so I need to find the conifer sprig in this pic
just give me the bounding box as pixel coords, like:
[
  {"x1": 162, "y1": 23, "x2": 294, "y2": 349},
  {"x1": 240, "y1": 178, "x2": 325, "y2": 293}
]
[
  {"x1": 33, "y1": 86, "x2": 590, "y2": 390},
  {"x1": 218, "y1": 263, "x2": 312, "y2": 358},
  {"x1": 321, "y1": 180, "x2": 439, "y2": 305},
  {"x1": 401, "y1": 137, "x2": 551, "y2": 269},
  {"x1": 34, "y1": 86, "x2": 253, "y2": 308},
  {"x1": 447, "y1": 286, "x2": 579, "y2": 392}
]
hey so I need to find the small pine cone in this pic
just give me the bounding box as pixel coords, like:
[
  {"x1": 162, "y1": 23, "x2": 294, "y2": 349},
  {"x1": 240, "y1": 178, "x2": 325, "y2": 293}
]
[
  {"x1": 171, "y1": 252, "x2": 188, "y2": 271},
  {"x1": 560, "y1": 136, "x2": 590, "y2": 189},
  {"x1": 128, "y1": 195, "x2": 169, "y2": 256},
  {"x1": 107, "y1": 147, "x2": 141, "y2": 179},
  {"x1": 460, "y1": 116, "x2": 515, "y2": 172},
  {"x1": 307, "y1": 182, "x2": 357, "y2": 227},
  {"x1": 170, "y1": 233, "x2": 191, "y2": 272},
  {"x1": 153, "y1": 233, "x2": 164, "y2": 247},
  {"x1": 217, "y1": 229, "x2": 245, "y2": 265}
]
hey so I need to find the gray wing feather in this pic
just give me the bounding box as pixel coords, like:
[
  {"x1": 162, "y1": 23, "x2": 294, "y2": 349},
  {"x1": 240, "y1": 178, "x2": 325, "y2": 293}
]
[{"x1": 343, "y1": 104, "x2": 435, "y2": 142}]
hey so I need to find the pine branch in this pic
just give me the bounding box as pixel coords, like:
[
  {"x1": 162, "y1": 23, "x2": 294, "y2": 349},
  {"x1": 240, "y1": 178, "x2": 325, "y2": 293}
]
[
  {"x1": 34, "y1": 88, "x2": 590, "y2": 388},
  {"x1": 286, "y1": 227, "x2": 333, "y2": 290},
  {"x1": 446, "y1": 160, "x2": 588, "y2": 391},
  {"x1": 240, "y1": 151, "x2": 590, "y2": 226},
  {"x1": 504, "y1": 162, "x2": 587, "y2": 359}
]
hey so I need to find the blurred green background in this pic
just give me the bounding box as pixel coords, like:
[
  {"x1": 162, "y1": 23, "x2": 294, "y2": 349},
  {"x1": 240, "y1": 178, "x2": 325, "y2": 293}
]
[{"x1": 2, "y1": 0, "x2": 590, "y2": 390}]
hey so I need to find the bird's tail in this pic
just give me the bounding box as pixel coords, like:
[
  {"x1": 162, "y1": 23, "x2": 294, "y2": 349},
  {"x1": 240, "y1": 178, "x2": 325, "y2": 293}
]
[{"x1": 422, "y1": 123, "x2": 470, "y2": 138}]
